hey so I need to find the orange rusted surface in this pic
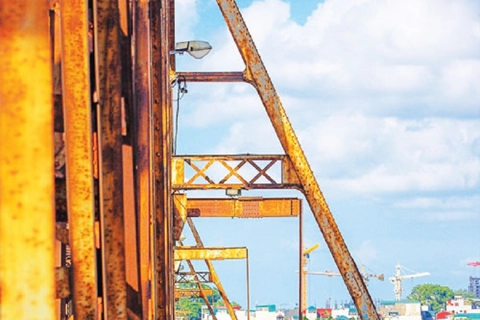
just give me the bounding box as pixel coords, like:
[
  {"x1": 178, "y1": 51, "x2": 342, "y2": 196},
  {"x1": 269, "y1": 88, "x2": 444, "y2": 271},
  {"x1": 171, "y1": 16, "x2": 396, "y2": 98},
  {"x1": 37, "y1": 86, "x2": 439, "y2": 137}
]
[
  {"x1": 216, "y1": 1, "x2": 379, "y2": 319},
  {"x1": 173, "y1": 194, "x2": 188, "y2": 241},
  {"x1": 61, "y1": 0, "x2": 99, "y2": 317},
  {"x1": 96, "y1": 0, "x2": 128, "y2": 318},
  {"x1": 152, "y1": 0, "x2": 176, "y2": 319},
  {"x1": 176, "y1": 71, "x2": 246, "y2": 82},
  {"x1": 185, "y1": 197, "x2": 301, "y2": 218},
  {"x1": 0, "y1": 1, "x2": 56, "y2": 319},
  {"x1": 174, "y1": 288, "x2": 214, "y2": 299},
  {"x1": 55, "y1": 266, "x2": 72, "y2": 299},
  {"x1": 122, "y1": 145, "x2": 142, "y2": 317},
  {"x1": 172, "y1": 155, "x2": 302, "y2": 190},
  {"x1": 174, "y1": 247, "x2": 248, "y2": 261},
  {"x1": 132, "y1": 0, "x2": 154, "y2": 317}
]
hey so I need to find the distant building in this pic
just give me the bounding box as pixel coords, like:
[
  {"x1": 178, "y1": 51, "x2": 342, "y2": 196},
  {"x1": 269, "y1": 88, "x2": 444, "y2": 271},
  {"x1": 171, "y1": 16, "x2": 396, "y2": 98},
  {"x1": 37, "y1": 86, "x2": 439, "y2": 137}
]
[
  {"x1": 453, "y1": 314, "x2": 480, "y2": 320},
  {"x1": 468, "y1": 277, "x2": 480, "y2": 299},
  {"x1": 331, "y1": 306, "x2": 358, "y2": 320},
  {"x1": 202, "y1": 304, "x2": 285, "y2": 320},
  {"x1": 317, "y1": 308, "x2": 332, "y2": 319},
  {"x1": 436, "y1": 311, "x2": 453, "y2": 320},
  {"x1": 446, "y1": 296, "x2": 480, "y2": 315},
  {"x1": 378, "y1": 300, "x2": 423, "y2": 320}
]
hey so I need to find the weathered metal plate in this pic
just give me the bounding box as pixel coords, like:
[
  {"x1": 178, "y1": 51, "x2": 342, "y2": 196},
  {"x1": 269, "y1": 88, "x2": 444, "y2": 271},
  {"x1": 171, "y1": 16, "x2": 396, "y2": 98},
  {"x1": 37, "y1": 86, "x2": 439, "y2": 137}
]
[
  {"x1": 174, "y1": 247, "x2": 248, "y2": 260},
  {"x1": 186, "y1": 197, "x2": 301, "y2": 218}
]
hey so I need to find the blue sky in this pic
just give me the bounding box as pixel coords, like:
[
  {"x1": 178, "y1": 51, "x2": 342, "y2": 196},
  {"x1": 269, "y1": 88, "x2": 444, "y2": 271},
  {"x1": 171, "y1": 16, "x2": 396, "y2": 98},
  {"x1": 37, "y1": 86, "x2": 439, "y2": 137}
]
[{"x1": 173, "y1": 0, "x2": 480, "y2": 310}]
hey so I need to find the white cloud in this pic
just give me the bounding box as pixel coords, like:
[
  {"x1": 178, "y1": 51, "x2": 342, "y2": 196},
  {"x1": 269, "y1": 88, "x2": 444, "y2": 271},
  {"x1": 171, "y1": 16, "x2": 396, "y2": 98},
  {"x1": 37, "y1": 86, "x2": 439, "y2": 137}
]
[
  {"x1": 176, "y1": 0, "x2": 480, "y2": 199},
  {"x1": 395, "y1": 195, "x2": 480, "y2": 210},
  {"x1": 202, "y1": 0, "x2": 480, "y2": 114},
  {"x1": 417, "y1": 210, "x2": 480, "y2": 222},
  {"x1": 175, "y1": 0, "x2": 199, "y2": 41},
  {"x1": 173, "y1": 0, "x2": 480, "y2": 305},
  {"x1": 298, "y1": 116, "x2": 480, "y2": 194},
  {"x1": 353, "y1": 240, "x2": 377, "y2": 265}
]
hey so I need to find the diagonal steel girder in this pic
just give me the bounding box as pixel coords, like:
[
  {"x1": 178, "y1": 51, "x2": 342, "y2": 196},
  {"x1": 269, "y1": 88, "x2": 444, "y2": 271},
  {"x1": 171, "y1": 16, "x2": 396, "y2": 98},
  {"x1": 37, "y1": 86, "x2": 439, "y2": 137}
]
[{"x1": 215, "y1": 1, "x2": 379, "y2": 319}]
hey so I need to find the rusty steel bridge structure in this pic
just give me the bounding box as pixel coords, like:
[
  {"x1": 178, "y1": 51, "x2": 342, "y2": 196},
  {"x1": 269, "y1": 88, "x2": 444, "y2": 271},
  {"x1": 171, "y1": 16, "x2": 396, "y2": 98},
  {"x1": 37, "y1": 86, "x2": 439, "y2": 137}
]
[{"x1": 0, "y1": 0, "x2": 380, "y2": 319}]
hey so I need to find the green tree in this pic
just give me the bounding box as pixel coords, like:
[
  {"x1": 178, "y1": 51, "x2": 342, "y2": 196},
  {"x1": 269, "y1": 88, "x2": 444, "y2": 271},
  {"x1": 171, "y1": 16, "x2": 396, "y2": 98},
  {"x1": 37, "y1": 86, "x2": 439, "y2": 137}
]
[
  {"x1": 407, "y1": 284, "x2": 454, "y2": 312},
  {"x1": 175, "y1": 283, "x2": 242, "y2": 319},
  {"x1": 453, "y1": 289, "x2": 476, "y2": 299}
]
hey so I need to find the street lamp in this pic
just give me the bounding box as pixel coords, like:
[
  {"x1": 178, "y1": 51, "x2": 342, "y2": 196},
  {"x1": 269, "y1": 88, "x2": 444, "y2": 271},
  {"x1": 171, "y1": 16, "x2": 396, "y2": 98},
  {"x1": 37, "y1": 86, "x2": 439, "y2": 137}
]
[{"x1": 171, "y1": 40, "x2": 212, "y2": 59}]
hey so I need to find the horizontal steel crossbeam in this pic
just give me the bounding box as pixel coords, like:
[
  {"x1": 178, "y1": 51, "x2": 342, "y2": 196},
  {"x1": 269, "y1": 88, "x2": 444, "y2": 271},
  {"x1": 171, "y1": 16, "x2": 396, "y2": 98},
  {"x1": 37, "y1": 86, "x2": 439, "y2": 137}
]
[
  {"x1": 174, "y1": 247, "x2": 247, "y2": 260},
  {"x1": 176, "y1": 271, "x2": 211, "y2": 283},
  {"x1": 172, "y1": 154, "x2": 302, "y2": 190},
  {"x1": 186, "y1": 197, "x2": 301, "y2": 218}
]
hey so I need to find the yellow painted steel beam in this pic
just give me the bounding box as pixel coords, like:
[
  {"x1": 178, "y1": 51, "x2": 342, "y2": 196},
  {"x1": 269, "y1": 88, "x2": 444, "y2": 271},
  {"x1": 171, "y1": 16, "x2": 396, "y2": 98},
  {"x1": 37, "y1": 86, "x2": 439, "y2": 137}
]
[
  {"x1": 303, "y1": 243, "x2": 319, "y2": 256},
  {"x1": 174, "y1": 247, "x2": 248, "y2": 261},
  {"x1": 186, "y1": 197, "x2": 301, "y2": 218},
  {"x1": 172, "y1": 155, "x2": 301, "y2": 190},
  {"x1": 173, "y1": 193, "x2": 188, "y2": 241},
  {"x1": 61, "y1": 0, "x2": 99, "y2": 318},
  {"x1": 175, "y1": 288, "x2": 213, "y2": 299},
  {"x1": 0, "y1": 1, "x2": 56, "y2": 319}
]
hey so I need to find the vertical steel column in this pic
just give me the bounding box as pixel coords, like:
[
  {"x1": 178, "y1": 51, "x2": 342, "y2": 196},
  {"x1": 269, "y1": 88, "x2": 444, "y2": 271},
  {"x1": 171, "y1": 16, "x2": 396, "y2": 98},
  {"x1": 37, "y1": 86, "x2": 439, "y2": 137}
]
[
  {"x1": 60, "y1": 0, "x2": 98, "y2": 318},
  {"x1": 215, "y1": 1, "x2": 379, "y2": 319},
  {"x1": 95, "y1": 0, "x2": 128, "y2": 318},
  {"x1": 132, "y1": 0, "x2": 154, "y2": 318},
  {"x1": 298, "y1": 210, "x2": 303, "y2": 318},
  {"x1": 0, "y1": 2, "x2": 55, "y2": 319},
  {"x1": 152, "y1": 0, "x2": 175, "y2": 318}
]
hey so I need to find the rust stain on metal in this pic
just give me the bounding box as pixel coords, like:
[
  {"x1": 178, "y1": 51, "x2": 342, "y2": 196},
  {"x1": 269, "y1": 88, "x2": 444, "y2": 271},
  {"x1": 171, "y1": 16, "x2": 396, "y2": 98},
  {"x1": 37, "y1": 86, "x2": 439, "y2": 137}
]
[
  {"x1": 61, "y1": 0, "x2": 98, "y2": 317},
  {"x1": 152, "y1": 0, "x2": 176, "y2": 318},
  {"x1": 96, "y1": 0, "x2": 128, "y2": 318},
  {"x1": 0, "y1": 1, "x2": 56, "y2": 319},
  {"x1": 174, "y1": 247, "x2": 248, "y2": 261},
  {"x1": 55, "y1": 266, "x2": 72, "y2": 299},
  {"x1": 175, "y1": 288, "x2": 214, "y2": 299},
  {"x1": 185, "y1": 197, "x2": 301, "y2": 218},
  {"x1": 172, "y1": 155, "x2": 302, "y2": 190},
  {"x1": 176, "y1": 71, "x2": 246, "y2": 82},
  {"x1": 215, "y1": 1, "x2": 379, "y2": 319},
  {"x1": 173, "y1": 194, "x2": 188, "y2": 240},
  {"x1": 56, "y1": 222, "x2": 70, "y2": 245},
  {"x1": 131, "y1": 0, "x2": 154, "y2": 317}
]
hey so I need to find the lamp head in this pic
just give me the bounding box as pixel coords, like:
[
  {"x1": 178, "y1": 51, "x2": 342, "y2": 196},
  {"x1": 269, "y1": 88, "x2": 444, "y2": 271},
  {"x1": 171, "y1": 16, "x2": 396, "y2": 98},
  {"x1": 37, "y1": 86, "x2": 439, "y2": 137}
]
[{"x1": 171, "y1": 40, "x2": 212, "y2": 59}]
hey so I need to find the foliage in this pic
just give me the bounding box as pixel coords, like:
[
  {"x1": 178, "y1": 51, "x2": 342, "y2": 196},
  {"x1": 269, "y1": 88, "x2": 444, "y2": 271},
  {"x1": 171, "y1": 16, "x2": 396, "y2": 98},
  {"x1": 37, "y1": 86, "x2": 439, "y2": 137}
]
[
  {"x1": 175, "y1": 283, "x2": 241, "y2": 319},
  {"x1": 407, "y1": 284, "x2": 454, "y2": 312},
  {"x1": 453, "y1": 289, "x2": 476, "y2": 299}
]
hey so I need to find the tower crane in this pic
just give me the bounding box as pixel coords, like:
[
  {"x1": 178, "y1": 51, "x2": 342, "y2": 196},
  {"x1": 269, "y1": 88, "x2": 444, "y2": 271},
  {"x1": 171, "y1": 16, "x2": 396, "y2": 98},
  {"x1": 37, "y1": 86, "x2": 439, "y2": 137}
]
[
  {"x1": 468, "y1": 261, "x2": 480, "y2": 276},
  {"x1": 307, "y1": 264, "x2": 384, "y2": 285},
  {"x1": 389, "y1": 264, "x2": 430, "y2": 301},
  {"x1": 361, "y1": 264, "x2": 385, "y2": 286},
  {"x1": 301, "y1": 243, "x2": 319, "y2": 313}
]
